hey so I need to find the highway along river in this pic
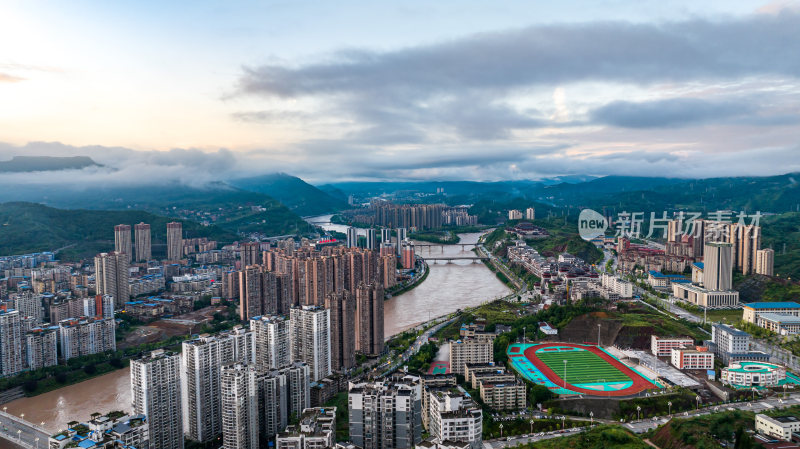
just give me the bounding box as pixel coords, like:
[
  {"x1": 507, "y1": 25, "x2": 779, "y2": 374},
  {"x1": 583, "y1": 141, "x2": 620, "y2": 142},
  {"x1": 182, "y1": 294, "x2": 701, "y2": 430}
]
[{"x1": 1, "y1": 219, "x2": 509, "y2": 436}]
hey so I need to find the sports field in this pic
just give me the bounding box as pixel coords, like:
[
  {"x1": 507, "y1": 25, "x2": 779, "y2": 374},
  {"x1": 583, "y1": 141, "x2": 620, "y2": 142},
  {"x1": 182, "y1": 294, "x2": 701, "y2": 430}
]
[
  {"x1": 508, "y1": 342, "x2": 658, "y2": 396},
  {"x1": 428, "y1": 361, "x2": 449, "y2": 374}
]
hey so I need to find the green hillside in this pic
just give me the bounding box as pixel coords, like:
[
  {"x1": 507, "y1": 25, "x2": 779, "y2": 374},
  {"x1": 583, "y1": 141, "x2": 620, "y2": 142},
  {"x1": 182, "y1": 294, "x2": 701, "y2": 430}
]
[
  {"x1": 230, "y1": 173, "x2": 347, "y2": 216},
  {"x1": 0, "y1": 202, "x2": 238, "y2": 261}
]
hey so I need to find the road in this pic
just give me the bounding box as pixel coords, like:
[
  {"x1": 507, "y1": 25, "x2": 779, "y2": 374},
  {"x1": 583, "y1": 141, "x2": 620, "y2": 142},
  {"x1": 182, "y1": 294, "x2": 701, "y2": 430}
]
[
  {"x1": 0, "y1": 411, "x2": 48, "y2": 449},
  {"x1": 632, "y1": 286, "x2": 703, "y2": 324},
  {"x1": 378, "y1": 316, "x2": 457, "y2": 377}
]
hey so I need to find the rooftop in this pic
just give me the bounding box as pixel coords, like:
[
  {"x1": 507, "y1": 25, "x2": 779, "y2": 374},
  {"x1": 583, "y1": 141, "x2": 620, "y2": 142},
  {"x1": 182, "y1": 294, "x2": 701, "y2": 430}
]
[
  {"x1": 743, "y1": 302, "x2": 800, "y2": 309},
  {"x1": 759, "y1": 313, "x2": 800, "y2": 324}
]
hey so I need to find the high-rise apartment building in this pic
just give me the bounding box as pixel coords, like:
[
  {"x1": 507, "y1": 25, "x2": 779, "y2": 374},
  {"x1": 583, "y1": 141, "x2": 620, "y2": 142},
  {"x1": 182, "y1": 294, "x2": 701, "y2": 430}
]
[
  {"x1": 756, "y1": 248, "x2": 775, "y2": 276},
  {"x1": 525, "y1": 208, "x2": 536, "y2": 221},
  {"x1": 346, "y1": 227, "x2": 359, "y2": 248},
  {"x1": 241, "y1": 242, "x2": 261, "y2": 267},
  {"x1": 449, "y1": 337, "x2": 495, "y2": 374},
  {"x1": 239, "y1": 268, "x2": 293, "y2": 321},
  {"x1": 325, "y1": 291, "x2": 356, "y2": 371},
  {"x1": 95, "y1": 251, "x2": 130, "y2": 308},
  {"x1": 703, "y1": 242, "x2": 733, "y2": 291},
  {"x1": 259, "y1": 362, "x2": 311, "y2": 441},
  {"x1": 349, "y1": 375, "x2": 423, "y2": 449},
  {"x1": 167, "y1": 222, "x2": 183, "y2": 261},
  {"x1": 135, "y1": 223, "x2": 152, "y2": 262},
  {"x1": 381, "y1": 228, "x2": 392, "y2": 245},
  {"x1": 0, "y1": 309, "x2": 23, "y2": 376},
  {"x1": 10, "y1": 291, "x2": 43, "y2": 323},
  {"x1": 290, "y1": 306, "x2": 331, "y2": 382},
  {"x1": 366, "y1": 229, "x2": 377, "y2": 250},
  {"x1": 220, "y1": 363, "x2": 260, "y2": 449},
  {"x1": 507, "y1": 210, "x2": 522, "y2": 220},
  {"x1": 115, "y1": 224, "x2": 133, "y2": 263},
  {"x1": 25, "y1": 326, "x2": 58, "y2": 370},
  {"x1": 402, "y1": 243, "x2": 415, "y2": 270},
  {"x1": 181, "y1": 327, "x2": 255, "y2": 443},
  {"x1": 131, "y1": 350, "x2": 184, "y2": 449},
  {"x1": 355, "y1": 283, "x2": 384, "y2": 356},
  {"x1": 58, "y1": 316, "x2": 116, "y2": 360},
  {"x1": 251, "y1": 315, "x2": 291, "y2": 371}
]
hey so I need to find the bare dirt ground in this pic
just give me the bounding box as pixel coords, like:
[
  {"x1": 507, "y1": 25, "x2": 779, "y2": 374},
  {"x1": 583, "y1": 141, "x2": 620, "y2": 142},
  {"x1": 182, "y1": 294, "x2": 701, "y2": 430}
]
[{"x1": 120, "y1": 306, "x2": 227, "y2": 348}]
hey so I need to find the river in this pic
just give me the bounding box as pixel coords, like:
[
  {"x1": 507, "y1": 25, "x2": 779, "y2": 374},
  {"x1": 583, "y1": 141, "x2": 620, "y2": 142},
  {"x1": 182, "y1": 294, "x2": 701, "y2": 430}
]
[{"x1": 1, "y1": 216, "x2": 509, "y2": 438}]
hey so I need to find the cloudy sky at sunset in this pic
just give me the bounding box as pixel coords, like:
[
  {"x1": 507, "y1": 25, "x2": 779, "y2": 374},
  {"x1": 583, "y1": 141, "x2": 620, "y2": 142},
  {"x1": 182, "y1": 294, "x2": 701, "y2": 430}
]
[{"x1": 2, "y1": 0, "x2": 800, "y2": 182}]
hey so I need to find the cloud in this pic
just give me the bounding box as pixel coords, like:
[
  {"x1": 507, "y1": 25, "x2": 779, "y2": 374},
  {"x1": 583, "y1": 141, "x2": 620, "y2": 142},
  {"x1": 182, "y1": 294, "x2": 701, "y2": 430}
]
[
  {"x1": 239, "y1": 13, "x2": 800, "y2": 99},
  {"x1": 589, "y1": 98, "x2": 754, "y2": 128},
  {"x1": 0, "y1": 73, "x2": 23, "y2": 83}
]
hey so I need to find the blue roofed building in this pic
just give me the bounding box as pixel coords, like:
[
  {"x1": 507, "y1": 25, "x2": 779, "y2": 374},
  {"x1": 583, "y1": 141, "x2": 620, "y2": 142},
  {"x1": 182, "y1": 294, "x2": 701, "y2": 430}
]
[{"x1": 742, "y1": 302, "x2": 800, "y2": 324}]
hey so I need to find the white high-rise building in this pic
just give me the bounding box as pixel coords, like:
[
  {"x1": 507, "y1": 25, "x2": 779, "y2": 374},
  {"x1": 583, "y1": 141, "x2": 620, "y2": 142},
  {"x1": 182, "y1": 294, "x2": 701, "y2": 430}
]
[
  {"x1": 395, "y1": 228, "x2": 407, "y2": 256},
  {"x1": 115, "y1": 224, "x2": 133, "y2": 263},
  {"x1": 346, "y1": 227, "x2": 359, "y2": 248},
  {"x1": 58, "y1": 316, "x2": 116, "y2": 360},
  {"x1": 25, "y1": 326, "x2": 57, "y2": 370},
  {"x1": 0, "y1": 309, "x2": 23, "y2": 376},
  {"x1": 756, "y1": 248, "x2": 775, "y2": 276},
  {"x1": 181, "y1": 327, "x2": 254, "y2": 442},
  {"x1": 220, "y1": 363, "x2": 260, "y2": 449},
  {"x1": 250, "y1": 315, "x2": 291, "y2": 371},
  {"x1": 131, "y1": 350, "x2": 184, "y2": 449},
  {"x1": 703, "y1": 242, "x2": 732, "y2": 291},
  {"x1": 95, "y1": 251, "x2": 130, "y2": 308},
  {"x1": 290, "y1": 306, "x2": 331, "y2": 382},
  {"x1": 349, "y1": 375, "x2": 423, "y2": 449},
  {"x1": 366, "y1": 229, "x2": 377, "y2": 250},
  {"x1": 508, "y1": 210, "x2": 522, "y2": 220},
  {"x1": 10, "y1": 291, "x2": 43, "y2": 323},
  {"x1": 525, "y1": 208, "x2": 536, "y2": 220}
]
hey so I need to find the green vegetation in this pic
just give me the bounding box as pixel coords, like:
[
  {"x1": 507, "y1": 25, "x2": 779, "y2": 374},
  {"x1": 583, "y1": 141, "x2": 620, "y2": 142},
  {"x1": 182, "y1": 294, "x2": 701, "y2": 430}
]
[
  {"x1": 323, "y1": 392, "x2": 350, "y2": 441},
  {"x1": 0, "y1": 202, "x2": 238, "y2": 260},
  {"x1": 408, "y1": 230, "x2": 459, "y2": 244},
  {"x1": 436, "y1": 300, "x2": 523, "y2": 341},
  {"x1": 523, "y1": 425, "x2": 650, "y2": 449},
  {"x1": 523, "y1": 218, "x2": 604, "y2": 265},
  {"x1": 650, "y1": 409, "x2": 755, "y2": 449},
  {"x1": 229, "y1": 173, "x2": 347, "y2": 216}
]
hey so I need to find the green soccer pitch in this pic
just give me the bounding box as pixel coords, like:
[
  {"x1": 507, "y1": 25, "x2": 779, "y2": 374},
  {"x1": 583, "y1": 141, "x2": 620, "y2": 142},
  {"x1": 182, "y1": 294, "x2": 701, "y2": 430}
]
[{"x1": 536, "y1": 349, "x2": 630, "y2": 384}]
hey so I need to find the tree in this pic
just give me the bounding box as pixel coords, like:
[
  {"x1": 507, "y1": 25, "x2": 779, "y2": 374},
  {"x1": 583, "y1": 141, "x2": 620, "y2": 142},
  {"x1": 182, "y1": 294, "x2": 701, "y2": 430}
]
[{"x1": 733, "y1": 426, "x2": 753, "y2": 449}]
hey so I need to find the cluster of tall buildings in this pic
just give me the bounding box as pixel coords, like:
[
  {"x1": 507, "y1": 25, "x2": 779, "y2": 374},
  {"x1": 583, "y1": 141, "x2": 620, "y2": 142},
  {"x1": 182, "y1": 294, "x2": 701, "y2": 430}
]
[
  {"x1": 128, "y1": 309, "x2": 339, "y2": 449},
  {"x1": 665, "y1": 217, "x2": 773, "y2": 276},
  {"x1": 115, "y1": 221, "x2": 205, "y2": 263},
  {"x1": 343, "y1": 203, "x2": 478, "y2": 231}
]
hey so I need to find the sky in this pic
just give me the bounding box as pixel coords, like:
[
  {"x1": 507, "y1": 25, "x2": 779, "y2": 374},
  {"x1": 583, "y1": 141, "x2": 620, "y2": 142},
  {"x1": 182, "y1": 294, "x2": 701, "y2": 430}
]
[{"x1": 2, "y1": 0, "x2": 800, "y2": 184}]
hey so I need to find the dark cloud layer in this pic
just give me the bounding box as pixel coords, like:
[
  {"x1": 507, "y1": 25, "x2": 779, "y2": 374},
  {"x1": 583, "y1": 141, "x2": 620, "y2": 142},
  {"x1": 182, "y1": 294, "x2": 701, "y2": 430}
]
[
  {"x1": 590, "y1": 98, "x2": 754, "y2": 128},
  {"x1": 240, "y1": 12, "x2": 800, "y2": 98}
]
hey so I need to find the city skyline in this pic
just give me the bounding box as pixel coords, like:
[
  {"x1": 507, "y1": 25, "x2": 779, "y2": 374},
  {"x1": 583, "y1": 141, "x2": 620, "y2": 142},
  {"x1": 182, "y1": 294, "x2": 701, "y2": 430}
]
[{"x1": 2, "y1": 1, "x2": 800, "y2": 184}]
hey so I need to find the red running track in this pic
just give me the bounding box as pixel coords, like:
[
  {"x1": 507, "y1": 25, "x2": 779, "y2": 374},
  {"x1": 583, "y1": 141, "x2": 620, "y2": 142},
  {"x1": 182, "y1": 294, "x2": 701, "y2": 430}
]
[{"x1": 523, "y1": 342, "x2": 656, "y2": 397}]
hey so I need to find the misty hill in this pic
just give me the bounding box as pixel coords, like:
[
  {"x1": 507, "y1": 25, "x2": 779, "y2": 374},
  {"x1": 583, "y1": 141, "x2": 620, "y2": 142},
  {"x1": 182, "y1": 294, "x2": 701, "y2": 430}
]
[
  {"x1": 0, "y1": 156, "x2": 100, "y2": 172},
  {"x1": 230, "y1": 173, "x2": 346, "y2": 216},
  {"x1": 0, "y1": 202, "x2": 239, "y2": 261},
  {"x1": 0, "y1": 182, "x2": 314, "y2": 238}
]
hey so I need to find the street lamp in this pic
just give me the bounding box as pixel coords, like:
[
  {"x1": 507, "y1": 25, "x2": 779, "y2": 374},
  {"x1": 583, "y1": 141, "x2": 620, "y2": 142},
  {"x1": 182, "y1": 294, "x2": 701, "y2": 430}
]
[
  {"x1": 668, "y1": 401, "x2": 672, "y2": 416},
  {"x1": 636, "y1": 406, "x2": 641, "y2": 421},
  {"x1": 752, "y1": 387, "x2": 757, "y2": 401},
  {"x1": 784, "y1": 384, "x2": 789, "y2": 399},
  {"x1": 695, "y1": 395, "x2": 701, "y2": 410},
  {"x1": 597, "y1": 324, "x2": 601, "y2": 346},
  {"x1": 589, "y1": 411, "x2": 594, "y2": 427},
  {"x1": 561, "y1": 416, "x2": 566, "y2": 430},
  {"x1": 499, "y1": 423, "x2": 504, "y2": 438},
  {"x1": 20, "y1": 413, "x2": 24, "y2": 421},
  {"x1": 563, "y1": 360, "x2": 568, "y2": 388},
  {"x1": 17, "y1": 429, "x2": 21, "y2": 441},
  {"x1": 35, "y1": 437, "x2": 39, "y2": 449},
  {"x1": 530, "y1": 419, "x2": 534, "y2": 434}
]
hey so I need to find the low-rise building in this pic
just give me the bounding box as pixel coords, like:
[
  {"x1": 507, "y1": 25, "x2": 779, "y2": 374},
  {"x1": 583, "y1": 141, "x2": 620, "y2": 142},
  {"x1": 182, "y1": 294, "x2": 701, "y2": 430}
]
[
  {"x1": 647, "y1": 271, "x2": 690, "y2": 289},
  {"x1": 742, "y1": 302, "x2": 800, "y2": 324},
  {"x1": 277, "y1": 407, "x2": 337, "y2": 449},
  {"x1": 479, "y1": 379, "x2": 526, "y2": 411},
  {"x1": 756, "y1": 414, "x2": 800, "y2": 441},
  {"x1": 49, "y1": 412, "x2": 149, "y2": 449},
  {"x1": 721, "y1": 361, "x2": 786, "y2": 388},
  {"x1": 670, "y1": 347, "x2": 714, "y2": 370},
  {"x1": 756, "y1": 313, "x2": 800, "y2": 335},
  {"x1": 651, "y1": 335, "x2": 695, "y2": 357}
]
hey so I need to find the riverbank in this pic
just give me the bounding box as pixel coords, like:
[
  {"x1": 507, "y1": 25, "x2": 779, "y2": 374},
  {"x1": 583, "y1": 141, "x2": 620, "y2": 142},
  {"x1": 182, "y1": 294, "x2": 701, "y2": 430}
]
[{"x1": 386, "y1": 261, "x2": 429, "y2": 298}]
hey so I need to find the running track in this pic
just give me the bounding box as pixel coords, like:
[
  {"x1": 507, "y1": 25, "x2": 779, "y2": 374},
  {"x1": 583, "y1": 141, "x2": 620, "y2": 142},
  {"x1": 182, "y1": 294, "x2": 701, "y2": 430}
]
[{"x1": 521, "y1": 342, "x2": 656, "y2": 397}]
